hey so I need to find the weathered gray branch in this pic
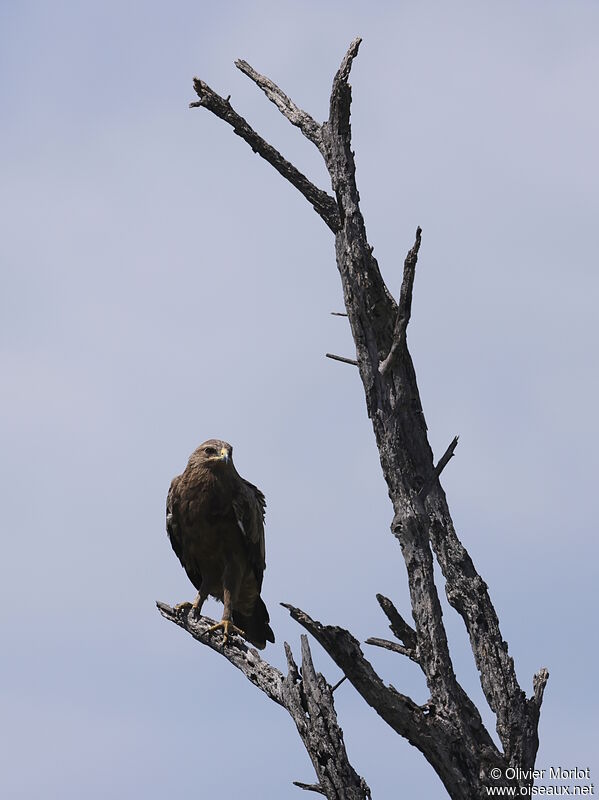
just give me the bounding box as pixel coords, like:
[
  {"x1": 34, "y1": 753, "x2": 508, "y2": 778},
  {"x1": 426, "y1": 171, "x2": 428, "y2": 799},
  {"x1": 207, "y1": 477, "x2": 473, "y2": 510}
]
[
  {"x1": 282, "y1": 604, "x2": 506, "y2": 799},
  {"x1": 157, "y1": 602, "x2": 370, "y2": 799},
  {"x1": 190, "y1": 78, "x2": 339, "y2": 231},
  {"x1": 379, "y1": 227, "x2": 422, "y2": 376},
  {"x1": 157, "y1": 601, "x2": 283, "y2": 701},
  {"x1": 283, "y1": 637, "x2": 371, "y2": 800},
  {"x1": 375, "y1": 593, "x2": 417, "y2": 650},
  {"x1": 235, "y1": 59, "x2": 323, "y2": 148},
  {"x1": 364, "y1": 637, "x2": 416, "y2": 661},
  {"x1": 281, "y1": 604, "x2": 430, "y2": 744}
]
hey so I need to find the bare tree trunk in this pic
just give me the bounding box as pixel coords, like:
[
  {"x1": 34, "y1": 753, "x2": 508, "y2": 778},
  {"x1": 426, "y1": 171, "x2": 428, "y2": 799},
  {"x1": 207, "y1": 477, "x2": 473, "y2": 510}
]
[{"x1": 158, "y1": 37, "x2": 548, "y2": 799}]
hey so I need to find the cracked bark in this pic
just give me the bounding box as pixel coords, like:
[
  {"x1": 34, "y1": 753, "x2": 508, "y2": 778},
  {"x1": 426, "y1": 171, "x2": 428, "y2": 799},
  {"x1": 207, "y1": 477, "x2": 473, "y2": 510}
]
[
  {"x1": 157, "y1": 603, "x2": 370, "y2": 799},
  {"x1": 159, "y1": 37, "x2": 549, "y2": 799}
]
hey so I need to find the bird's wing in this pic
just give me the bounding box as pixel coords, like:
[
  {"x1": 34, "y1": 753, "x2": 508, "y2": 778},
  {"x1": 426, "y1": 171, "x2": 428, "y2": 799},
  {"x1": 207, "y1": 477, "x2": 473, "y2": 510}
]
[
  {"x1": 166, "y1": 477, "x2": 184, "y2": 556},
  {"x1": 166, "y1": 476, "x2": 203, "y2": 590},
  {"x1": 232, "y1": 478, "x2": 267, "y2": 583}
]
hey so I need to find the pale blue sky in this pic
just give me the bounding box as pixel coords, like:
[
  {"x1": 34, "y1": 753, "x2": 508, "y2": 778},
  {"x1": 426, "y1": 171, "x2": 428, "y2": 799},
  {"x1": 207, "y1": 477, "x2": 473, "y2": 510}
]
[{"x1": 1, "y1": 2, "x2": 598, "y2": 798}]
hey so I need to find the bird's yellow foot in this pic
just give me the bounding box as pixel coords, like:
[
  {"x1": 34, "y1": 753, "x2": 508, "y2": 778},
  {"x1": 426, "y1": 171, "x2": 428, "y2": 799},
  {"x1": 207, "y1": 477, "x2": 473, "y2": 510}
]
[
  {"x1": 174, "y1": 593, "x2": 205, "y2": 619},
  {"x1": 204, "y1": 618, "x2": 245, "y2": 646}
]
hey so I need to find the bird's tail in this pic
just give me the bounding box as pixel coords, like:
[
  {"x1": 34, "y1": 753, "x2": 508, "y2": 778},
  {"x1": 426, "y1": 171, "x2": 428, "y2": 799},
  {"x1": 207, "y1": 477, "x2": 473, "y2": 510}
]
[{"x1": 233, "y1": 596, "x2": 275, "y2": 650}]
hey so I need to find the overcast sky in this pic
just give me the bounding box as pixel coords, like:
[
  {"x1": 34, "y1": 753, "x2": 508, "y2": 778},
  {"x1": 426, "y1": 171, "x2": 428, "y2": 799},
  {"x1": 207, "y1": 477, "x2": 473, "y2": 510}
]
[{"x1": 1, "y1": 2, "x2": 598, "y2": 798}]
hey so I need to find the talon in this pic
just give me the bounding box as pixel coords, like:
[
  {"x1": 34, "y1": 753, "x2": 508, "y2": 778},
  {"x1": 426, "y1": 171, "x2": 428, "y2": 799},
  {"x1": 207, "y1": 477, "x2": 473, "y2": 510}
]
[
  {"x1": 204, "y1": 618, "x2": 245, "y2": 646},
  {"x1": 173, "y1": 601, "x2": 193, "y2": 614}
]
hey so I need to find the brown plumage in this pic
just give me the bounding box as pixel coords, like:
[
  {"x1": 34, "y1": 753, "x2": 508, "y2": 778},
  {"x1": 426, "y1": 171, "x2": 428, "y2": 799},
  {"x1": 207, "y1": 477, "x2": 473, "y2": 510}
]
[{"x1": 166, "y1": 439, "x2": 274, "y2": 649}]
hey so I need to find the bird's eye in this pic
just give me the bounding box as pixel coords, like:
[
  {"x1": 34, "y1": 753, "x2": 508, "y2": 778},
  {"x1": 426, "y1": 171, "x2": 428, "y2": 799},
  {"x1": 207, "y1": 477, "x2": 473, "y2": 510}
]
[{"x1": 204, "y1": 447, "x2": 217, "y2": 456}]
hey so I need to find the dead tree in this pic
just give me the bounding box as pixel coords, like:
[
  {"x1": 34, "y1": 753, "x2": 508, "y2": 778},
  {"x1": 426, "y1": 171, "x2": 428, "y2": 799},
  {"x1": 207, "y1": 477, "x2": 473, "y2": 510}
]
[{"x1": 158, "y1": 38, "x2": 548, "y2": 799}]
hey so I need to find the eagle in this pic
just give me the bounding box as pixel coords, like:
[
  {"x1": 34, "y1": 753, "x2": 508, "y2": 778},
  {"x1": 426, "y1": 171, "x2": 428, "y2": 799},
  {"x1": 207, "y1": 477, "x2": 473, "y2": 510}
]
[{"x1": 166, "y1": 439, "x2": 275, "y2": 649}]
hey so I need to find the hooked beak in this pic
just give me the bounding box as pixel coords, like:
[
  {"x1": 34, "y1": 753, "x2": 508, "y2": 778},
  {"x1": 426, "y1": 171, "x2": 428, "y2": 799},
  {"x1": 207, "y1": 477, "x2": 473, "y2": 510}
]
[{"x1": 220, "y1": 447, "x2": 230, "y2": 464}]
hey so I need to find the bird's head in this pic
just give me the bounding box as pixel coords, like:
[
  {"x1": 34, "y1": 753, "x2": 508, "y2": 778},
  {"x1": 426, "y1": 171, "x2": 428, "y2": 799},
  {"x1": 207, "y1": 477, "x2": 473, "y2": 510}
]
[{"x1": 194, "y1": 439, "x2": 233, "y2": 468}]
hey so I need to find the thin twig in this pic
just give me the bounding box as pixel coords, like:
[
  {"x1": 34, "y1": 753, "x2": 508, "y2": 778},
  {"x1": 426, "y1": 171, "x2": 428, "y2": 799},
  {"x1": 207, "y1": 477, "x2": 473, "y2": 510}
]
[
  {"x1": 331, "y1": 675, "x2": 348, "y2": 693},
  {"x1": 293, "y1": 782, "x2": 326, "y2": 795},
  {"x1": 331, "y1": 311, "x2": 348, "y2": 317},
  {"x1": 418, "y1": 435, "x2": 459, "y2": 498},
  {"x1": 365, "y1": 637, "x2": 416, "y2": 661},
  {"x1": 325, "y1": 353, "x2": 358, "y2": 366}
]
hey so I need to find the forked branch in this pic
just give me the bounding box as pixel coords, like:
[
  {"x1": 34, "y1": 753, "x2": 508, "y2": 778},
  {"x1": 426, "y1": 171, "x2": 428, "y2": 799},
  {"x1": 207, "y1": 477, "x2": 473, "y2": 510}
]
[
  {"x1": 157, "y1": 602, "x2": 370, "y2": 799},
  {"x1": 282, "y1": 603, "x2": 505, "y2": 799},
  {"x1": 374, "y1": 593, "x2": 417, "y2": 650},
  {"x1": 281, "y1": 603, "x2": 429, "y2": 744},
  {"x1": 190, "y1": 79, "x2": 339, "y2": 231}
]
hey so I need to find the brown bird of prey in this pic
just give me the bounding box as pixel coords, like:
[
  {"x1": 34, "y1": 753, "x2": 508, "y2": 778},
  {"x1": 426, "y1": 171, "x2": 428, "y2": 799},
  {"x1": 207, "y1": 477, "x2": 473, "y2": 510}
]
[{"x1": 166, "y1": 439, "x2": 275, "y2": 649}]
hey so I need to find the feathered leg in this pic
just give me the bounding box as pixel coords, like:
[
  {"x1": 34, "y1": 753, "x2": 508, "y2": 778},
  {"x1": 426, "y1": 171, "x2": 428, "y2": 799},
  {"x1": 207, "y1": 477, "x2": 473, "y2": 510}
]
[
  {"x1": 205, "y1": 569, "x2": 245, "y2": 645},
  {"x1": 191, "y1": 586, "x2": 209, "y2": 619}
]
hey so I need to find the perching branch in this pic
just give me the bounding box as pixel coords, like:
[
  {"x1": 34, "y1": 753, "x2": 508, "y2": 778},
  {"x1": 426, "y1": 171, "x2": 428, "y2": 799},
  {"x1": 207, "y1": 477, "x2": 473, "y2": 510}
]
[
  {"x1": 157, "y1": 602, "x2": 370, "y2": 799},
  {"x1": 157, "y1": 601, "x2": 283, "y2": 702}
]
